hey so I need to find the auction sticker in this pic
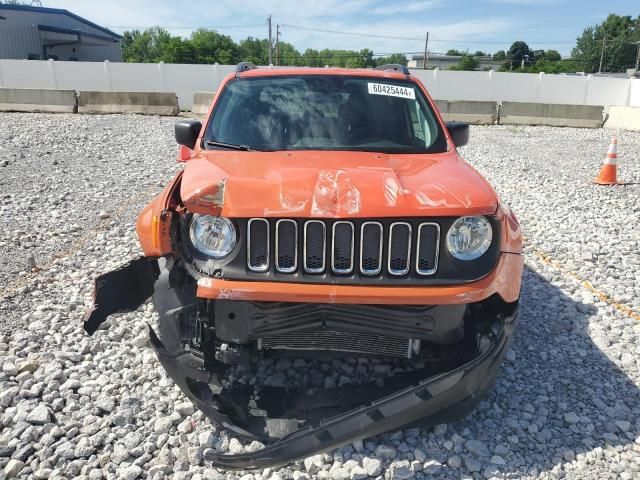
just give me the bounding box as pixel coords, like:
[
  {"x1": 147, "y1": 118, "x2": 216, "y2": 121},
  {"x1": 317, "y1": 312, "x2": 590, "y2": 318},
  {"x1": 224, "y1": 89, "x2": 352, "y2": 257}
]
[{"x1": 367, "y1": 82, "x2": 415, "y2": 99}]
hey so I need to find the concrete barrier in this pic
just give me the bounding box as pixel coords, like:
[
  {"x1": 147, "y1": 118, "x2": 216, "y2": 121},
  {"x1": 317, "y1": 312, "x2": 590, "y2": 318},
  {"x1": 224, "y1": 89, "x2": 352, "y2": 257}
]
[
  {"x1": 192, "y1": 91, "x2": 215, "y2": 115},
  {"x1": 435, "y1": 100, "x2": 497, "y2": 125},
  {"x1": 77, "y1": 91, "x2": 179, "y2": 115},
  {"x1": 0, "y1": 88, "x2": 76, "y2": 113},
  {"x1": 499, "y1": 102, "x2": 603, "y2": 128},
  {"x1": 604, "y1": 106, "x2": 640, "y2": 132}
]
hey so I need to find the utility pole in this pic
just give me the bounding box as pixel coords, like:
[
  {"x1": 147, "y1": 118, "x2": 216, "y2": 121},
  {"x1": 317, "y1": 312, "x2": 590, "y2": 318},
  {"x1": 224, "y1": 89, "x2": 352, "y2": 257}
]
[
  {"x1": 633, "y1": 41, "x2": 640, "y2": 73},
  {"x1": 267, "y1": 15, "x2": 273, "y2": 66},
  {"x1": 423, "y1": 33, "x2": 429, "y2": 69},
  {"x1": 598, "y1": 34, "x2": 606, "y2": 73},
  {"x1": 275, "y1": 24, "x2": 281, "y2": 66}
]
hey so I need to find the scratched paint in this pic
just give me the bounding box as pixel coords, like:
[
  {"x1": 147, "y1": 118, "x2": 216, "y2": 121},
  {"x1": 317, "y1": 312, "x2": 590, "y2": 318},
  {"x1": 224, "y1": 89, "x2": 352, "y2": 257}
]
[
  {"x1": 311, "y1": 170, "x2": 362, "y2": 216},
  {"x1": 278, "y1": 187, "x2": 309, "y2": 212}
]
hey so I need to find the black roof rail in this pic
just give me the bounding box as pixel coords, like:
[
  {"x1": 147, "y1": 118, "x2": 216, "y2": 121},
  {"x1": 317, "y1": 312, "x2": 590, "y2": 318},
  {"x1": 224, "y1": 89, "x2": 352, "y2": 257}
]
[
  {"x1": 374, "y1": 64, "x2": 410, "y2": 75},
  {"x1": 236, "y1": 62, "x2": 257, "y2": 74}
]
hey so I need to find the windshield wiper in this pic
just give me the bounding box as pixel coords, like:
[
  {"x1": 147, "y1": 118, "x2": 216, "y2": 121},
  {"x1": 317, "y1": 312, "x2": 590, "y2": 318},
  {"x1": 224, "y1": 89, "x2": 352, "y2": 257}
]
[{"x1": 205, "y1": 140, "x2": 255, "y2": 151}]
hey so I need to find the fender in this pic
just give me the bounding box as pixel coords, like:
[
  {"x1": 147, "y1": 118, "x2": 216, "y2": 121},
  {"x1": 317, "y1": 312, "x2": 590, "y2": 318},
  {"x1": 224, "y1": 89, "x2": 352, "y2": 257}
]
[{"x1": 136, "y1": 171, "x2": 183, "y2": 256}]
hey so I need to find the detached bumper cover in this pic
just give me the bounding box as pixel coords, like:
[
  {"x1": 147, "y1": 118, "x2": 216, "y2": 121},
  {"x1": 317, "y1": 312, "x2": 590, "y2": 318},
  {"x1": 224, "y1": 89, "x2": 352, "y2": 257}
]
[
  {"x1": 83, "y1": 257, "x2": 519, "y2": 469},
  {"x1": 149, "y1": 312, "x2": 517, "y2": 469},
  {"x1": 83, "y1": 257, "x2": 158, "y2": 335}
]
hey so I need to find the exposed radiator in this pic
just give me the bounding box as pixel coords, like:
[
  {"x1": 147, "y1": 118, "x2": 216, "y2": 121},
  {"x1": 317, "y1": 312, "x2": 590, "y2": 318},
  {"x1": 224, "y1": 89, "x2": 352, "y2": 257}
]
[{"x1": 257, "y1": 330, "x2": 420, "y2": 358}]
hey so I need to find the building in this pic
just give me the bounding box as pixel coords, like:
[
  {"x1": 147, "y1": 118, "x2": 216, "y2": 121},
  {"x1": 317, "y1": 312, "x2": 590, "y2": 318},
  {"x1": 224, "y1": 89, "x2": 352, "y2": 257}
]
[
  {"x1": 408, "y1": 54, "x2": 503, "y2": 71},
  {"x1": 0, "y1": 4, "x2": 122, "y2": 61}
]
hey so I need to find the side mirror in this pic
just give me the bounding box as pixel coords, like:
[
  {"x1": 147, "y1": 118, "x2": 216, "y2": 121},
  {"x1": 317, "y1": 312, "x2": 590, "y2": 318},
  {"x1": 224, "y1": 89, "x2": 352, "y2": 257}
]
[
  {"x1": 446, "y1": 121, "x2": 469, "y2": 148},
  {"x1": 175, "y1": 119, "x2": 202, "y2": 150}
]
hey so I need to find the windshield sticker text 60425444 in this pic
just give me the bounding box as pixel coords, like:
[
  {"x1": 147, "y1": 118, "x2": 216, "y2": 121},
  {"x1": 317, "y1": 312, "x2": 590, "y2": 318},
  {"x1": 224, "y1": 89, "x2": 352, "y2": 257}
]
[{"x1": 367, "y1": 83, "x2": 416, "y2": 100}]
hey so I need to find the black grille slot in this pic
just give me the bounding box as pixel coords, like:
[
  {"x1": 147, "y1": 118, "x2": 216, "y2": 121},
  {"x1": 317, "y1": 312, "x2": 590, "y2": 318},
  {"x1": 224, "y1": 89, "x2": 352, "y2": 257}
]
[
  {"x1": 360, "y1": 222, "x2": 382, "y2": 275},
  {"x1": 416, "y1": 223, "x2": 439, "y2": 275},
  {"x1": 276, "y1": 220, "x2": 297, "y2": 272},
  {"x1": 247, "y1": 219, "x2": 269, "y2": 272},
  {"x1": 245, "y1": 218, "x2": 447, "y2": 279},
  {"x1": 332, "y1": 222, "x2": 354, "y2": 274},
  {"x1": 388, "y1": 222, "x2": 411, "y2": 275},
  {"x1": 304, "y1": 221, "x2": 326, "y2": 273}
]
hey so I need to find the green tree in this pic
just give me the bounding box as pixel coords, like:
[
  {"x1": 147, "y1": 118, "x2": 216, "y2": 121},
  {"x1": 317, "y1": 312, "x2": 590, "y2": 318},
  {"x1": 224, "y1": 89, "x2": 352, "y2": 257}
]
[
  {"x1": 375, "y1": 54, "x2": 408, "y2": 67},
  {"x1": 449, "y1": 55, "x2": 479, "y2": 71},
  {"x1": 122, "y1": 27, "x2": 176, "y2": 63},
  {"x1": 507, "y1": 41, "x2": 532, "y2": 68},
  {"x1": 301, "y1": 48, "x2": 322, "y2": 67},
  {"x1": 572, "y1": 14, "x2": 640, "y2": 72},
  {"x1": 238, "y1": 37, "x2": 269, "y2": 64},
  {"x1": 544, "y1": 49, "x2": 562, "y2": 61},
  {"x1": 474, "y1": 50, "x2": 486, "y2": 57},
  {"x1": 358, "y1": 48, "x2": 376, "y2": 68},
  {"x1": 275, "y1": 41, "x2": 301, "y2": 66},
  {"x1": 532, "y1": 49, "x2": 546, "y2": 61},
  {"x1": 446, "y1": 49, "x2": 464, "y2": 56},
  {"x1": 521, "y1": 59, "x2": 578, "y2": 73},
  {"x1": 190, "y1": 28, "x2": 239, "y2": 64},
  {"x1": 493, "y1": 50, "x2": 506, "y2": 61}
]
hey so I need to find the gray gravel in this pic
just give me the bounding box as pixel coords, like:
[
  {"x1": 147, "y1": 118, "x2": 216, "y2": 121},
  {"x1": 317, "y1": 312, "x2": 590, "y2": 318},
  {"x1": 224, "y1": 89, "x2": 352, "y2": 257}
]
[{"x1": 1, "y1": 113, "x2": 640, "y2": 480}]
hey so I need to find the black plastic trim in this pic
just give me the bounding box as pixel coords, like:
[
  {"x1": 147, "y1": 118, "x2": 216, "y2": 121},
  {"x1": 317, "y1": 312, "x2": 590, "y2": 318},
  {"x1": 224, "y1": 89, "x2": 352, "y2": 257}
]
[
  {"x1": 180, "y1": 216, "x2": 501, "y2": 286},
  {"x1": 83, "y1": 257, "x2": 158, "y2": 335},
  {"x1": 375, "y1": 64, "x2": 410, "y2": 75},
  {"x1": 203, "y1": 310, "x2": 517, "y2": 469},
  {"x1": 213, "y1": 301, "x2": 466, "y2": 344},
  {"x1": 236, "y1": 62, "x2": 257, "y2": 75}
]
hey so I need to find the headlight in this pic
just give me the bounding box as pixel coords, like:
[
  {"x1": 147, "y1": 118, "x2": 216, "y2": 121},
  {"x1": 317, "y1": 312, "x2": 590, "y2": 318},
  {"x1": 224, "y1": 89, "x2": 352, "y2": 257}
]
[
  {"x1": 189, "y1": 215, "x2": 236, "y2": 258},
  {"x1": 446, "y1": 216, "x2": 492, "y2": 260}
]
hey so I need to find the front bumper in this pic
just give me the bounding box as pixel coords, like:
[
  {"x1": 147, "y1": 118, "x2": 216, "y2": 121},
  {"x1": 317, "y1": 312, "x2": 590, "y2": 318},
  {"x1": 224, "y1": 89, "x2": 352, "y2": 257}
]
[
  {"x1": 196, "y1": 252, "x2": 523, "y2": 305},
  {"x1": 83, "y1": 256, "x2": 520, "y2": 468},
  {"x1": 150, "y1": 309, "x2": 516, "y2": 469}
]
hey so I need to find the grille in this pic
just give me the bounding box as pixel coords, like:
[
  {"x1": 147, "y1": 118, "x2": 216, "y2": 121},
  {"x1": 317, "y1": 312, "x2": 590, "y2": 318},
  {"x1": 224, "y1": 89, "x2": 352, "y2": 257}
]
[
  {"x1": 360, "y1": 222, "x2": 383, "y2": 275},
  {"x1": 258, "y1": 330, "x2": 416, "y2": 358},
  {"x1": 416, "y1": 223, "x2": 440, "y2": 275},
  {"x1": 247, "y1": 218, "x2": 269, "y2": 272},
  {"x1": 388, "y1": 222, "x2": 411, "y2": 275},
  {"x1": 276, "y1": 219, "x2": 297, "y2": 272},
  {"x1": 332, "y1": 222, "x2": 354, "y2": 274},
  {"x1": 247, "y1": 219, "x2": 440, "y2": 277},
  {"x1": 304, "y1": 221, "x2": 326, "y2": 273}
]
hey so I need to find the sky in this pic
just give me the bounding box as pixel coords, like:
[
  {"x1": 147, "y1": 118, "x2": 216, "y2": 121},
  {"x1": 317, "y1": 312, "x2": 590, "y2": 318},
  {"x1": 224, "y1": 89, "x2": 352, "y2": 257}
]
[{"x1": 43, "y1": 0, "x2": 637, "y2": 57}]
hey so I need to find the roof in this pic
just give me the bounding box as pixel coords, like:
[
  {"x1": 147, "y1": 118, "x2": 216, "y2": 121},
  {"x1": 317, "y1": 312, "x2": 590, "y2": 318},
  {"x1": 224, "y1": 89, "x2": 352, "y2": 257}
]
[
  {"x1": 237, "y1": 67, "x2": 412, "y2": 80},
  {"x1": 0, "y1": 3, "x2": 122, "y2": 39}
]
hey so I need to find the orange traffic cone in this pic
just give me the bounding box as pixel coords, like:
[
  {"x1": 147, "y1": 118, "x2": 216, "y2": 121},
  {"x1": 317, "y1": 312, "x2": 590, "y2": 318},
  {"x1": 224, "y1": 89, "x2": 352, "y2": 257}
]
[{"x1": 593, "y1": 137, "x2": 622, "y2": 185}]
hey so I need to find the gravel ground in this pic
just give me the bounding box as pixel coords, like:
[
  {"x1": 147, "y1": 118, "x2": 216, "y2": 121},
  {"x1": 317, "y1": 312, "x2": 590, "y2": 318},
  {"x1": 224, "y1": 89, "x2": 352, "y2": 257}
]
[{"x1": 1, "y1": 113, "x2": 640, "y2": 480}]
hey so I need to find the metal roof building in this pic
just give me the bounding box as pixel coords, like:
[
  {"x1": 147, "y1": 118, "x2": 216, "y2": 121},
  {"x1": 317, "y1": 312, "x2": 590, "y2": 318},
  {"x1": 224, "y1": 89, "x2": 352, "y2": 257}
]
[{"x1": 0, "y1": 4, "x2": 122, "y2": 61}]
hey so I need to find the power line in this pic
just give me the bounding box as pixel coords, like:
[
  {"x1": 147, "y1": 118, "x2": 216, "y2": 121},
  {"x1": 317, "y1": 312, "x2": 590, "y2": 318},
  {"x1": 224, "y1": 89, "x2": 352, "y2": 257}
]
[
  {"x1": 281, "y1": 24, "x2": 423, "y2": 41},
  {"x1": 280, "y1": 23, "x2": 576, "y2": 45},
  {"x1": 108, "y1": 20, "x2": 575, "y2": 48}
]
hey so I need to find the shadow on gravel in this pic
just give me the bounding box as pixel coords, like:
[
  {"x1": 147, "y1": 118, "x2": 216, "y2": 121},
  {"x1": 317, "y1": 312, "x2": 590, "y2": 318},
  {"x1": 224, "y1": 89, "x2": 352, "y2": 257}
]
[{"x1": 446, "y1": 264, "x2": 639, "y2": 477}]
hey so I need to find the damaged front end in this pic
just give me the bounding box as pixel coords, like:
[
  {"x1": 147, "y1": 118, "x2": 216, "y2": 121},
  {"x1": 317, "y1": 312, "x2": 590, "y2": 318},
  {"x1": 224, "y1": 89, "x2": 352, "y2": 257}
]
[{"x1": 84, "y1": 254, "x2": 518, "y2": 469}]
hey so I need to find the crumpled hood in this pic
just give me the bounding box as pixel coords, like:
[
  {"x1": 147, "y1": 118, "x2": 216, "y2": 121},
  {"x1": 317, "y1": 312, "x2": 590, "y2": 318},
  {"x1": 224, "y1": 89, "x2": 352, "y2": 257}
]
[{"x1": 180, "y1": 150, "x2": 498, "y2": 218}]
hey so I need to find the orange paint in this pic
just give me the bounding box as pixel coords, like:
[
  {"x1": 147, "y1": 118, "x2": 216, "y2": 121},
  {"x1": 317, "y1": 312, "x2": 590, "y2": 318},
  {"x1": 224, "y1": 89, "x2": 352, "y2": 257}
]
[
  {"x1": 180, "y1": 151, "x2": 499, "y2": 218},
  {"x1": 197, "y1": 253, "x2": 523, "y2": 305},
  {"x1": 178, "y1": 145, "x2": 192, "y2": 162},
  {"x1": 135, "y1": 67, "x2": 523, "y2": 307},
  {"x1": 137, "y1": 172, "x2": 182, "y2": 256}
]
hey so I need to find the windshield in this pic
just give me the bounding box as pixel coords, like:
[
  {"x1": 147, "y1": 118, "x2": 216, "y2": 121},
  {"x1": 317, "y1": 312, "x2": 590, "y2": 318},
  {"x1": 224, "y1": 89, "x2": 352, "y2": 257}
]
[{"x1": 204, "y1": 75, "x2": 447, "y2": 154}]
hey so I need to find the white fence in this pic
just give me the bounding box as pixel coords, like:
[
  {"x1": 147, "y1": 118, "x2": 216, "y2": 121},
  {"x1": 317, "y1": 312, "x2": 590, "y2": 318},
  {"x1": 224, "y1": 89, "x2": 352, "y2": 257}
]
[
  {"x1": 411, "y1": 70, "x2": 638, "y2": 108},
  {"x1": 0, "y1": 59, "x2": 638, "y2": 110}
]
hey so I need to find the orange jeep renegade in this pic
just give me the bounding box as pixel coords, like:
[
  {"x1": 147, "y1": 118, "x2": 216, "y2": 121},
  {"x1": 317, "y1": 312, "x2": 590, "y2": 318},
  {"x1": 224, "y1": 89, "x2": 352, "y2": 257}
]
[{"x1": 84, "y1": 63, "x2": 523, "y2": 468}]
